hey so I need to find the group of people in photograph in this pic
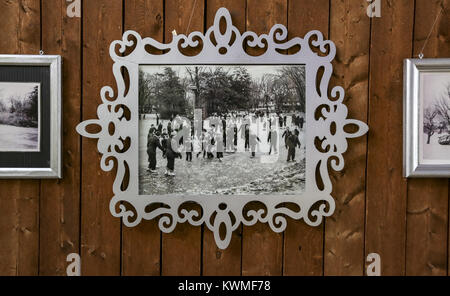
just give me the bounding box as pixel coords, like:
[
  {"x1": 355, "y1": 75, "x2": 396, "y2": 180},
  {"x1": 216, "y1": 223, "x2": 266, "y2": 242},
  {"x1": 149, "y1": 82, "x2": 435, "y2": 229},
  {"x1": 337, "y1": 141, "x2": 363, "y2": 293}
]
[{"x1": 145, "y1": 112, "x2": 305, "y2": 177}]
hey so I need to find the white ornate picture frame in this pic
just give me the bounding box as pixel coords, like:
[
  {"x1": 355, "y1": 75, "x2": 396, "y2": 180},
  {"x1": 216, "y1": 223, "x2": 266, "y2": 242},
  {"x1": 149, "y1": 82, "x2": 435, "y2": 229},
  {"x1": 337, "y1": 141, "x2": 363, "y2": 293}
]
[{"x1": 76, "y1": 8, "x2": 368, "y2": 249}]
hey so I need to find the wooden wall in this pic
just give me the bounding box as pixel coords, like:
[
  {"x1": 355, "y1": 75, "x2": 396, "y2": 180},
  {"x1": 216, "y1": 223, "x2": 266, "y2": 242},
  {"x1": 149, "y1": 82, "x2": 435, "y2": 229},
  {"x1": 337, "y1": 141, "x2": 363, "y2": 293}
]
[{"x1": 0, "y1": 0, "x2": 449, "y2": 276}]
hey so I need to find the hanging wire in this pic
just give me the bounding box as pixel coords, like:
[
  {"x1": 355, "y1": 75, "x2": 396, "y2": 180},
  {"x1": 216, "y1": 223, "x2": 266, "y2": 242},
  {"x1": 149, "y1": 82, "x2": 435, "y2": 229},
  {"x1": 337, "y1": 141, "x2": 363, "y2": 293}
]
[
  {"x1": 418, "y1": 5, "x2": 445, "y2": 59},
  {"x1": 185, "y1": 0, "x2": 198, "y2": 35}
]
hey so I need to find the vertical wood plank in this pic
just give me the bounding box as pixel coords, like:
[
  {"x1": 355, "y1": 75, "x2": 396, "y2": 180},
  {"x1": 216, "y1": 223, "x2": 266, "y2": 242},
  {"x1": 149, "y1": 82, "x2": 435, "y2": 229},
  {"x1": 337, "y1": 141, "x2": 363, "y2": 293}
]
[
  {"x1": 121, "y1": 0, "x2": 164, "y2": 276},
  {"x1": 165, "y1": 0, "x2": 204, "y2": 41},
  {"x1": 0, "y1": 0, "x2": 41, "y2": 276},
  {"x1": 207, "y1": 0, "x2": 246, "y2": 33},
  {"x1": 406, "y1": 0, "x2": 449, "y2": 276},
  {"x1": 324, "y1": 0, "x2": 370, "y2": 275},
  {"x1": 241, "y1": 0, "x2": 286, "y2": 276},
  {"x1": 201, "y1": 0, "x2": 246, "y2": 276},
  {"x1": 161, "y1": 0, "x2": 204, "y2": 276},
  {"x1": 365, "y1": 0, "x2": 414, "y2": 276},
  {"x1": 283, "y1": 0, "x2": 329, "y2": 276},
  {"x1": 407, "y1": 180, "x2": 448, "y2": 275},
  {"x1": 39, "y1": 0, "x2": 82, "y2": 276},
  {"x1": 0, "y1": 0, "x2": 444, "y2": 277},
  {"x1": 412, "y1": 0, "x2": 449, "y2": 58},
  {"x1": 82, "y1": 0, "x2": 123, "y2": 275}
]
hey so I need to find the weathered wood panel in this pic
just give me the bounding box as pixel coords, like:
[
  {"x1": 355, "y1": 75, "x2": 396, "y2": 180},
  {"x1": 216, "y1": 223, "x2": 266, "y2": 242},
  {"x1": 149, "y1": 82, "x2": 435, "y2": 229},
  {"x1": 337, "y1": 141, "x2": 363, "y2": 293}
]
[
  {"x1": 40, "y1": 0, "x2": 82, "y2": 276},
  {"x1": 324, "y1": 0, "x2": 370, "y2": 276},
  {"x1": 283, "y1": 0, "x2": 329, "y2": 276},
  {"x1": 406, "y1": 0, "x2": 449, "y2": 276},
  {"x1": 365, "y1": 0, "x2": 414, "y2": 276},
  {"x1": 241, "y1": 0, "x2": 287, "y2": 276},
  {"x1": 202, "y1": 0, "x2": 246, "y2": 276},
  {"x1": 0, "y1": 0, "x2": 41, "y2": 276},
  {"x1": 121, "y1": 0, "x2": 164, "y2": 276},
  {"x1": 0, "y1": 0, "x2": 448, "y2": 277},
  {"x1": 161, "y1": 0, "x2": 204, "y2": 276},
  {"x1": 81, "y1": 0, "x2": 123, "y2": 275}
]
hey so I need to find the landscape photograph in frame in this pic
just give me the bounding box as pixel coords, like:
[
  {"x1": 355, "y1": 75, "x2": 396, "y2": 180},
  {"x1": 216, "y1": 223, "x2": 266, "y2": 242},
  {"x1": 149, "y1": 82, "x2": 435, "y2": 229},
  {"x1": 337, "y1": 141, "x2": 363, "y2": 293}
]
[
  {"x1": 0, "y1": 82, "x2": 40, "y2": 152},
  {"x1": 420, "y1": 71, "x2": 450, "y2": 164}
]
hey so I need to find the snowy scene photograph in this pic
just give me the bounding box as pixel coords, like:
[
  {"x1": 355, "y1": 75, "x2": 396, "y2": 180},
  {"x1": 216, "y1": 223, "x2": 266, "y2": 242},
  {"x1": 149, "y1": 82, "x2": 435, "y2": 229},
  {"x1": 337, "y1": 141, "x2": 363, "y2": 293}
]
[
  {"x1": 0, "y1": 82, "x2": 40, "y2": 152},
  {"x1": 138, "y1": 65, "x2": 306, "y2": 196},
  {"x1": 421, "y1": 72, "x2": 450, "y2": 162}
]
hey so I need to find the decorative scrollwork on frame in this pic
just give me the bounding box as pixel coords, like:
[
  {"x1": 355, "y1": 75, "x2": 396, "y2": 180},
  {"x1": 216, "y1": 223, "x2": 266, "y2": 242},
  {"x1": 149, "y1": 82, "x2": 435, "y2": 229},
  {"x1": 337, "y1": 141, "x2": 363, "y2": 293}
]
[{"x1": 76, "y1": 8, "x2": 368, "y2": 249}]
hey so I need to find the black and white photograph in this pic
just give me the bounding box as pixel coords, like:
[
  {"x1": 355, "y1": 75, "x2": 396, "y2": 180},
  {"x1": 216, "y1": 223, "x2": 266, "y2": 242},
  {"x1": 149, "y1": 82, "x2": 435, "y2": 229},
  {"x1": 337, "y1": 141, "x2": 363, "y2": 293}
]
[
  {"x1": 138, "y1": 65, "x2": 306, "y2": 195},
  {"x1": 0, "y1": 82, "x2": 40, "y2": 152},
  {"x1": 421, "y1": 72, "x2": 450, "y2": 162}
]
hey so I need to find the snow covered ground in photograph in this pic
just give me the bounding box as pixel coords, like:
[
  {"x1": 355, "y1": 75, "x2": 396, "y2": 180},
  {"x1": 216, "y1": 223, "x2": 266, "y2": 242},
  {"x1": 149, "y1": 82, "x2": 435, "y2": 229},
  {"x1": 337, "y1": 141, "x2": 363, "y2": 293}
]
[
  {"x1": 138, "y1": 116, "x2": 306, "y2": 196},
  {"x1": 0, "y1": 124, "x2": 39, "y2": 152}
]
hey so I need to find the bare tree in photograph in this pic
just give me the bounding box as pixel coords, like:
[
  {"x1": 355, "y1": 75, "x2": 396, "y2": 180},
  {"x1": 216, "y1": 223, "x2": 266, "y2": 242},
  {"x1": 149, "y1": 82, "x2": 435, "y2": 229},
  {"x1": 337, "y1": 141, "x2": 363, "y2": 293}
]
[
  {"x1": 424, "y1": 106, "x2": 438, "y2": 144},
  {"x1": 258, "y1": 74, "x2": 276, "y2": 112},
  {"x1": 434, "y1": 83, "x2": 450, "y2": 127},
  {"x1": 0, "y1": 83, "x2": 40, "y2": 152},
  {"x1": 139, "y1": 68, "x2": 188, "y2": 119},
  {"x1": 26, "y1": 85, "x2": 39, "y2": 123},
  {"x1": 0, "y1": 85, "x2": 39, "y2": 128},
  {"x1": 271, "y1": 75, "x2": 295, "y2": 112},
  {"x1": 279, "y1": 66, "x2": 306, "y2": 112},
  {"x1": 186, "y1": 67, "x2": 204, "y2": 102},
  {"x1": 423, "y1": 82, "x2": 450, "y2": 146},
  {"x1": 139, "y1": 70, "x2": 154, "y2": 114},
  {"x1": 157, "y1": 67, "x2": 187, "y2": 119}
]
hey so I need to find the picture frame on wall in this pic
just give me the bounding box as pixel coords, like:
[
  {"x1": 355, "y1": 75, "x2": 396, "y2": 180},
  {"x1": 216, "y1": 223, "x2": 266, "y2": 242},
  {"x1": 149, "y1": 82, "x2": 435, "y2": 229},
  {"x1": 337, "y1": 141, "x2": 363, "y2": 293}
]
[
  {"x1": 136, "y1": 64, "x2": 307, "y2": 196},
  {"x1": 76, "y1": 8, "x2": 368, "y2": 249},
  {"x1": 404, "y1": 58, "x2": 450, "y2": 177},
  {"x1": 0, "y1": 55, "x2": 62, "y2": 179}
]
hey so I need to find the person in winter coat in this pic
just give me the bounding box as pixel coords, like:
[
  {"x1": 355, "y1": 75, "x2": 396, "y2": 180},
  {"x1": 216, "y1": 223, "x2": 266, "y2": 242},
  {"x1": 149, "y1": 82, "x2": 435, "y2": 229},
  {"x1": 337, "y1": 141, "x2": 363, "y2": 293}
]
[
  {"x1": 233, "y1": 124, "x2": 238, "y2": 148},
  {"x1": 244, "y1": 125, "x2": 250, "y2": 151},
  {"x1": 282, "y1": 127, "x2": 291, "y2": 149},
  {"x1": 147, "y1": 127, "x2": 164, "y2": 172},
  {"x1": 197, "y1": 129, "x2": 207, "y2": 158},
  {"x1": 216, "y1": 131, "x2": 224, "y2": 161},
  {"x1": 226, "y1": 122, "x2": 235, "y2": 152},
  {"x1": 267, "y1": 126, "x2": 278, "y2": 155},
  {"x1": 299, "y1": 116, "x2": 304, "y2": 129},
  {"x1": 157, "y1": 122, "x2": 163, "y2": 134},
  {"x1": 278, "y1": 113, "x2": 284, "y2": 128},
  {"x1": 286, "y1": 129, "x2": 301, "y2": 162},
  {"x1": 222, "y1": 116, "x2": 227, "y2": 146},
  {"x1": 164, "y1": 131, "x2": 182, "y2": 176},
  {"x1": 205, "y1": 129, "x2": 215, "y2": 159},
  {"x1": 249, "y1": 130, "x2": 261, "y2": 158},
  {"x1": 167, "y1": 121, "x2": 172, "y2": 136},
  {"x1": 185, "y1": 135, "x2": 193, "y2": 162}
]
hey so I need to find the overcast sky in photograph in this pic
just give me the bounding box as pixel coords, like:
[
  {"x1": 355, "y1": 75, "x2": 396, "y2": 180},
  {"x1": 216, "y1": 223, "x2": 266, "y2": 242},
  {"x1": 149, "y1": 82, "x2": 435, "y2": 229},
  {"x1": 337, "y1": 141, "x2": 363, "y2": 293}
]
[
  {"x1": 140, "y1": 65, "x2": 304, "y2": 81},
  {"x1": 0, "y1": 82, "x2": 40, "y2": 104},
  {"x1": 421, "y1": 72, "x2": 450, "y2": 109}
]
